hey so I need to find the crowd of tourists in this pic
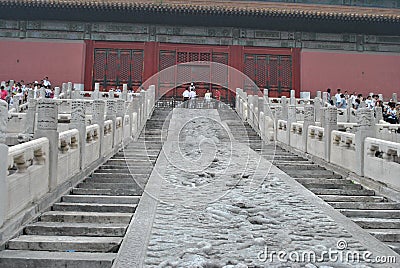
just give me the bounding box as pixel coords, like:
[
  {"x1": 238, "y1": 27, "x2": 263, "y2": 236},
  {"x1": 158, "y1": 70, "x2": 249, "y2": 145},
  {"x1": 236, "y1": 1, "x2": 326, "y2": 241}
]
[
  {"x1": 0, "y1": 78, "x2": 53, "y2": 106},
  {"x1": 327, "y1": 88, "x2": 399, "y2": 124}
]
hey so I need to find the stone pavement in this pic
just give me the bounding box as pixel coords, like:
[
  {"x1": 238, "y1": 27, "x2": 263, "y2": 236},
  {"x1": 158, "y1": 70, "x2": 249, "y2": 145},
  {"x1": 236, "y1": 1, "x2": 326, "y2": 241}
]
[{"x1": 114, "y1": 109, "x2": 398, "y2": 268}]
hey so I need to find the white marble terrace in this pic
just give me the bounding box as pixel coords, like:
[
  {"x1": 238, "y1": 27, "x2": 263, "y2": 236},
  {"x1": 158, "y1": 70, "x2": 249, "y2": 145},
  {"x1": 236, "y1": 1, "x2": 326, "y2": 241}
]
[{"x1": 0, "y1": 83, "x2": 156, "y2": 229}]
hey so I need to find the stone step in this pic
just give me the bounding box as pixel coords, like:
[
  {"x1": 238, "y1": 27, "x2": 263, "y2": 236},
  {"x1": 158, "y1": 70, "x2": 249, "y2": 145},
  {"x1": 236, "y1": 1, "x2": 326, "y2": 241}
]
[
  {"x1": 281, "y1": 169, "x2": 336, "y2": 176},
  {"x1": 352, "y1": 218, "x2": 400, "y2": 229},
  {"x1": 8, "y1": 235, "x2": 122, "y2": 253},
  {"x1": 275, "y1": 164, "x2": 323, "y2": 170},
  {"x1": 72, "y1": 188, "x2": 142, "y2": 196},
  {"x1": 89, "y1": 173, "x2": 134, "y2": 179},
  {"x1": 83, "y1": 177, "x2": 135, "y2": 183},
  {"x1": 329, "y1": 202, "x2": 400, "y2": 210},
  {"x1": 269, "y1": 156, "x2": 308, "y2": 161},
  {"x1": 318, "y1": 195, "x2": 387, "y2": 203},
  {"x1": 53, "y1": 202, "x2": 137, "y2": 213},
  {"x1": 62, "y1": 195, "x2": 140, "y2": 204},
  {"x1": 296, "y1": 178, "x2": 353, "y2": 185},
  {"x1": 309, "y1": 188, "x2": 375, "y2": 196},
  {"x1": 387, "y1": 242, "x2": 400, "y2": 254},
  {"x1": 24, "y1": 222, "x2": 127, "y2": 237},
  {"x1": 287, "y1": 173, "x2": 343, "y2": 179},
  {"x1": 93, "y1": 169, "x2": 144, "y2": 174},
  {"x1": 97, "y1": 165, "x2": 130, "y2": 170},
  {"x1": 300, "y1": 183, "x2": 363, "y2": 190},
  {"x1": 0, "y1": 250, "x2": 116, "y2": 268},
  {"x1": 87, "y1": 177, "x2": 139, "y2": 184},
  {"x1": 340, "y1": 209, "x2": 400, "y2": 219},
  {"x1": 78, "y1": 182, "x2": 140, "y2": 191},
  {"x1": 368, "y1": 229, "x2": 400, "y2": 242},
  {"x1": 40, "y1": 211, "x2": 132, "y2": 224}
]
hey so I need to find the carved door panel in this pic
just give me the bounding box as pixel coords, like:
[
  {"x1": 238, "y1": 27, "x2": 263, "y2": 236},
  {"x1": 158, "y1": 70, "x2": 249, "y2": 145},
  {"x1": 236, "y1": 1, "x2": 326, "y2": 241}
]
[{"x1": 93, "y1": 48, "x2": 144, "y2": 90}]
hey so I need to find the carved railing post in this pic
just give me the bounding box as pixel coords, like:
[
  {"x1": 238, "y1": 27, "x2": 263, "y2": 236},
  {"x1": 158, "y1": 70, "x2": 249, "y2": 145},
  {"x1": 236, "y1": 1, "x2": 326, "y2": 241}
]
[
  {"x1": 355, "y1": 108, "x2": 375, "y2": 176},
  {"x1": 106, "y1": 99, "x2": 117, "y2": 147},
  {"x1": 92, "y1": 100, "x2": 106, "y2": 156},
  {"x1": 70, "y1": 100, "x2": 86, "y2": 170},
  {"x1": 324, "y1": 106, "x2": 338, "y2": 162},
  {"x1": 303, "y1": 104, "x2": 315, "y2": 153},
  {"x1": 92, "y1": 83, "x2": 100, "y2": 99},
  {"x1": 34, "y1": 99, "x2": 59, "y2": 191},
  {"x1": 0, "y1": 100, "x2": 9, "y2": 227}
]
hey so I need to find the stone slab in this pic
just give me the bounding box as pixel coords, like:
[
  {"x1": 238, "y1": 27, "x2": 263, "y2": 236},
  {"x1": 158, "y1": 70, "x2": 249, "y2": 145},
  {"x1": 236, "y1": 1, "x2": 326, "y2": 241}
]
[{"x1": 115, "y1": 108, "x2": 399, "y2": 267}]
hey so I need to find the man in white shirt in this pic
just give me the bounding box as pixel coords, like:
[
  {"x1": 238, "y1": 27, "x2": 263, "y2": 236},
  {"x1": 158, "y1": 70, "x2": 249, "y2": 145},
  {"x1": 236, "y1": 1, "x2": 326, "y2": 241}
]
[
  {"x1": 182, "y1": 87, "x2": 190, "y2": 108},
  {"x1": 335, "y1": 88, "x2": 342, "y2": 107}
]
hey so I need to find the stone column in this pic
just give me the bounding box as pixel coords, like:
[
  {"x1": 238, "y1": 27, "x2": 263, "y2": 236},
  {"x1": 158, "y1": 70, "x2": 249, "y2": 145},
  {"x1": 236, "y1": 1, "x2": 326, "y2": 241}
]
[
  {"x1": 116, "y1": 99, "x2": 125, "y2": 118},
  {"x1": 39, "y1": 87, "x2": 46, "y2": 99},
  {"x1": 34, "y1": 99, "x2": 59, "y2": 191},
  {"x1": 322, "y1": 92, "x2": 328, "y2": 105},
  {"x1": 324, "y1": 106, "x2": 338, "y2": 162},
  {"x1": 287, "y1": 104, "x2": 296, "y2": 145},
  {"x1": 61, "y1": 83, "x2": 67, "y2": 99},
  {"x1": 355, "y1": 108, "x2": 374, "y2": 176},
  {"x1": 263, "y1": 89, "x2": 270, "y2": 117},
  {"x1": 346, "y1": 98, "x2": 352, "y2": 122},
  {"x1": 130, "y1": 96, "x2": 140, "y2": 138},
  {"x1": 375, "y1": 106, "x2": 383, "y2": 122},
  {"x1": 122, "y1": 84, "x2": 128, "y2": 101},
  {"x1": 314, "y1": 95, "x2": 322, "y2": 123},
  {"x1": 67, "y1": 82, "x2": 73, "y2": 99},
  {"x1": 273, "y1": 106, "x2": 282, "y2": 141},
  {"x1": 109, "y1": 90, "x2": 115, "y2": 99},
  {"x1": 392, "y1": 93, "x2": 398, "y2": 103},
  {"x1": 106, "y1": 99, "x2": 117, "y2": 147},
  {"x1": 290, "y1": 90, "x2": 296, "y2": 105},
  {"x1": 70, "y1": 100, "x2": 86, "y2": 170},
  {"x1": 92, "y1": 83, "x2": 100, "y2": 100},
  {"x1": 0, "y1": 100, "x2": 9, "y2": 227},
  {"x1": 92, "y1": 100, "x2": 105, "y2": 157},
  {"x1": 281, "y1": 96, "x2": 288, "y2": 120},
  {"x1": 54, "y1": 87, "x2": 60, "y2": 99},
  {"x1": 303, "y1": 104, "x2": 315, "y2": 153},
  {"x1": 12, "y1": 95, "x2": 19, "y2": 111},
  {"x1": 24, "y1": 98, "x2": 37, "y2": 135}
]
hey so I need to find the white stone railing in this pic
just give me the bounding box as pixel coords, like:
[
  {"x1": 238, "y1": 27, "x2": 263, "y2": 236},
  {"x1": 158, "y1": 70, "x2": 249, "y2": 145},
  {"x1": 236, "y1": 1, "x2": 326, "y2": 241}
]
[
  {"x1": 375, "y1": 124, "x2": 400, "y2": 143},
  {"x1": 307, "y1": 126, "x2": 325, "y2": 159},
  {"x1": 365, "y1": 138, "x2": 400, "y2": 190},
  {"x1": 277, "y1": 120, "x2": 288, "y2": 144},
  {"x1": 85, "y1": 124, "x2": 100, "y2": 168},
  {"x1": 6, "y1": 138, "x2": 49, "y2": 222},
  {"x1": 290, "y1": 122, "x2": 305, "y2": 151},
  {"x1": 1, "y1": 85, "x2": 157, "y2": 231},
  {"x1": 58, "y1": 129, "x2": 80, "y2": 185},
  {"x1": 330, "y1": 130, "x2": 357, "y2": 173}
]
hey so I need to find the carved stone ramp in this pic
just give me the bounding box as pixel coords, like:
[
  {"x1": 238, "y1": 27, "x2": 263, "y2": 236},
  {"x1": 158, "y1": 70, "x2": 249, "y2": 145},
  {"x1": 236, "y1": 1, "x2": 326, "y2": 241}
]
[
  {"x1": 221, "y1": 107, "x2": 400, "y2": 257},
  {"x1": 0, "y1": 108, "x2": 172, "y2": 268},
  {"x1": 114, "y1": 107, "x2": 398, "y2": 267}
]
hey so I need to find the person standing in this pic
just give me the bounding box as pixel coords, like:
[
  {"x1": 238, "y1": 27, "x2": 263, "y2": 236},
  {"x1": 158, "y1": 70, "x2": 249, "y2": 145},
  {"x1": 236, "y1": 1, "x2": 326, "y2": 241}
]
[
  {"x1": 189, "y1": 86, "x2": 196, "y2": 108},
  {"x1": 0, "y1": 86, "x2": 7, "y2": 101},
  {"x1": 182, "y1": 87, "x2": 190, "y2": 108}
]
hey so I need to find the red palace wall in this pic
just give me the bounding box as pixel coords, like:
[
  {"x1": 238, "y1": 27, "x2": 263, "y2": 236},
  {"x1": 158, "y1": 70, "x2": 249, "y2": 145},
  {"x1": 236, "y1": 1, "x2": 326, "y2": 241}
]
[
  {"x1": 0, "y1": 38, "x2": 86, "y2": 86},
  {"x1": 301, "y1": 50, "x2": 400, "y2": 99}
]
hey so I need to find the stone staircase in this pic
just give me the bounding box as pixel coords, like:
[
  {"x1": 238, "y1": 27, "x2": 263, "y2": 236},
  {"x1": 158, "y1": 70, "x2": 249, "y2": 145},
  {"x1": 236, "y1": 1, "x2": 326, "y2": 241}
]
[
  {"x1": 220, "y1": 108, "x2": 400, "y2": 255},
  {"x1": 0, "y1": 108, "x2": 171, "y2": 268}
]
